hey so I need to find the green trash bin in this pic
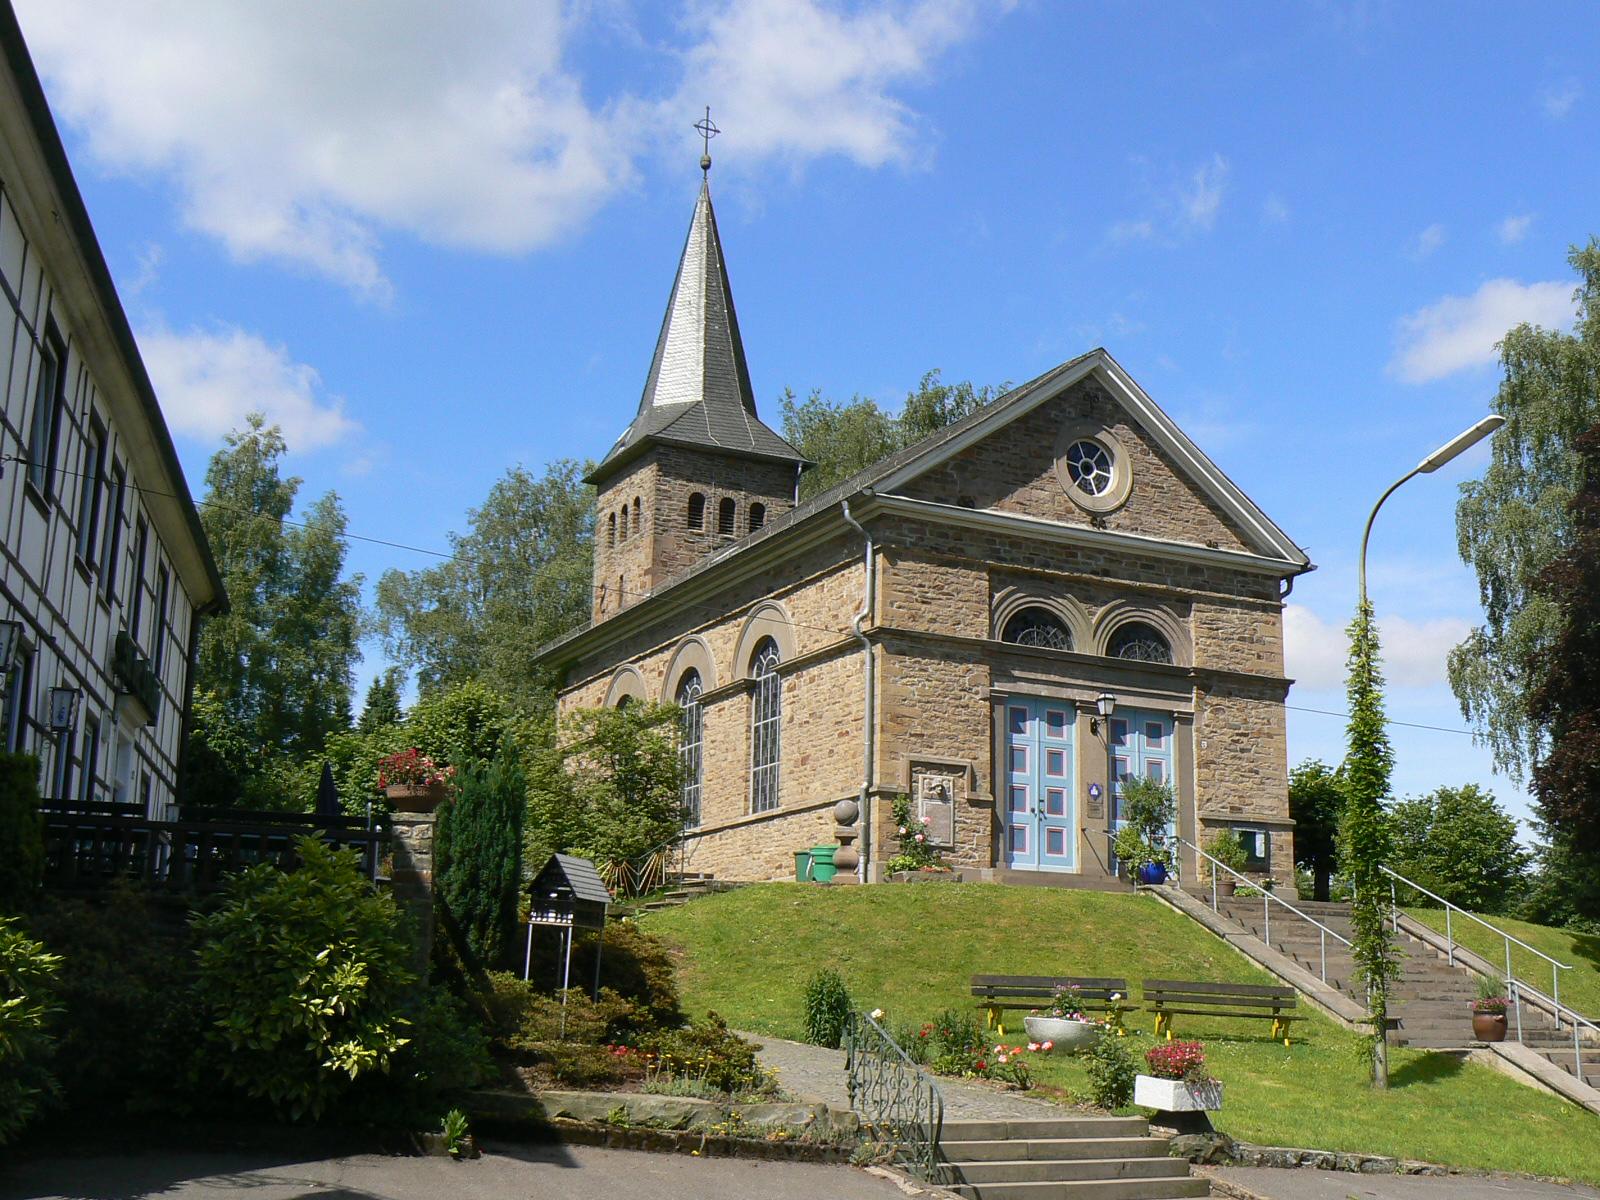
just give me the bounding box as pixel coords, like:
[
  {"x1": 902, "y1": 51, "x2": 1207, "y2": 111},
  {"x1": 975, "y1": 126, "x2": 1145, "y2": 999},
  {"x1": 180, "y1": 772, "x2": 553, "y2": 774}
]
[
  {"x1": 809, "y1": 844, "x2": 838, "y2": 883},
  {"x1": 794, "y1": 849, "x2": 814, "y2": 882}
]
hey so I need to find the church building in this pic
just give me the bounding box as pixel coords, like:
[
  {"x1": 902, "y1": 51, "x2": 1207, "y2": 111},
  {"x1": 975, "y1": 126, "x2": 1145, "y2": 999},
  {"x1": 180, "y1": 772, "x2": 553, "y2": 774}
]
[{"x1": 534, "y1": 163, "x2": 1312, "y2": 886}]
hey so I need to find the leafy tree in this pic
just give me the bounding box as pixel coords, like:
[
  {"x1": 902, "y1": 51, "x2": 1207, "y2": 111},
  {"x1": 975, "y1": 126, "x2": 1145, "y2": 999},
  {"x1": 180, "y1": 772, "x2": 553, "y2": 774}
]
[
  {"x1": 0, "y1": 752, "x2": 43, "y2": 909},
  {"x1": 0, "y1": 917, "x2": 59, "y2": 1144},
  {"x1": 1451, "y1": 241, "x2": 1600, "y2": 779},
  {"x1": 1526, "y1": 422, "x2": 1600, "y2": 924},
  {"x1": 194, "y1": 415, "x2": 363, "y2": 763},
  {"x1": 782, "y1": 369, "x2": 1006, "y2": 500},
  {"x1": 375, "y1": 461, "x2": 594, "y2": 711},
  {"x1": 436, "y1": 747, "x2": 526, "y2": 972},
  {"x1": 1341, "y1": 602, "x2": 1399, "y2": 1088},
  {"x1": 526, "y1": 703, "x2": 683, "y2": 878},
  {"x1": 1289, "y1": 759, "x2": 1346, "y2": 902},
  {"x1": 1389, "y1": 784, "x2": 1530, "y2": 914},
  {"x1": 358, "y1": 669, "x2": 406, "y2": 734}
]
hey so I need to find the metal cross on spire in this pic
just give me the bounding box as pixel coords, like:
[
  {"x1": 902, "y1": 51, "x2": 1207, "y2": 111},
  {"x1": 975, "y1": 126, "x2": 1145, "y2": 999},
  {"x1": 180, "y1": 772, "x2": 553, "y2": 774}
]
[{"x1": 694, "y1": 106, "x2": 719, "y2": 174}]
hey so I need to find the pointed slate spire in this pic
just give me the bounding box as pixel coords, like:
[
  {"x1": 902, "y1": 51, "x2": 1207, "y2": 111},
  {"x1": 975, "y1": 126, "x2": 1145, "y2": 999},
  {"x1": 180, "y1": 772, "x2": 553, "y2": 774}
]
[{"x1": 589, "y1": 178, "x2": 805, "y2": 483}]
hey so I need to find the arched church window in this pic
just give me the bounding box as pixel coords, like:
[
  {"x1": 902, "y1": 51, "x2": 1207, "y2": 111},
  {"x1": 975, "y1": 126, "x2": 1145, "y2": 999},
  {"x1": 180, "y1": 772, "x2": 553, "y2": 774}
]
[
  {"x1": 718, "y1": 497, "x2": 737, "y2": 536},
  {"x1": 676, "y1": 670, "x2": 703, "y2": 826},
  {"x1": 607, "y1": 512, "x2": 616, "y2": 547},
  {"x1": 688, "y1": 492, "x2": 706, "y2": 530},
  {"x1": 1001, "y1": 607, "x2": 1073, "y2": 651},
  {"x1": 633, "y1": 496, "x2": 642, "y2": 535},
  {"x1": 619, "y1": 505, "x2": 628, "y2": 540},
  {"x1": 1109, "y1": 621, "x2": 1173, "y2": 664},
  {"x1": 749, "y1": 502, "x2": 766, "y2": 532},
  {"x1": 749, "y1": 638, "x2": 781, "y2": 812}
]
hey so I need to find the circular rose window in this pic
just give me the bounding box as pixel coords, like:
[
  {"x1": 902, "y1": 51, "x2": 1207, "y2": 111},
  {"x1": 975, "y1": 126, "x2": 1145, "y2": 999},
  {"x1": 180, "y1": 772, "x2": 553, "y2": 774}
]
[{"x1": 1065, "y1": 439, "x2": 1114, "y2": 496}]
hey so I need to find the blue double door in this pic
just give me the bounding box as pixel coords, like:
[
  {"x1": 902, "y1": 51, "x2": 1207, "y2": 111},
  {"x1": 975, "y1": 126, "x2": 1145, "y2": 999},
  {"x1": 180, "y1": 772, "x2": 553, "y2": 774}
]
[
  {"x1": 1110, "y1": 709, "x2": 1176, "y2": 855},
  {"x1": 1004, "y1": 698, "x2": 1077, "y2": 871}
]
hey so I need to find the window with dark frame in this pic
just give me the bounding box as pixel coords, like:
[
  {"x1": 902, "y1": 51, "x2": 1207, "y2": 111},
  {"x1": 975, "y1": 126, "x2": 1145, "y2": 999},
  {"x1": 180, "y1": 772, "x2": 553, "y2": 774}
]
[
  {"x1": 1235, "y1": 828, "x2": 1269, "y2": 869},
  {"x1": 718, "y1": 496, "x2": 736, "y2": 536},
  {"x1": 633, "y1": 496, "x2": 642, "y2": 535},
  {"x1": 1000, "y1": 607, "x2": 1073, "y2": 651},
  {"x1": 153, "y1": 563, "x2": 170, "y2": 677},
  {"x1": 1108, "y1": 621, "x2": 1173, "y2": 664},
  {"x1": 25, "y1": 328, "x2": 64, "y2": 497},
  {"x1": 748, "y1": 638, "x2": 781, "y2": 813},
  {"x1": 100, "y1": 461, "x2": 126, "y2": 600},
  {"x1": 79, "y1": 713, "x2": 100, "y2": 803},
  {"x1": 607, "y1": 511, "x2": 616, "y2": 547},
  {"x1": 2, "y1": 648, "x2": 30, "y2": 754},
  {"x1": 676, "y1": 670, "x2": 703, "y2": 826},
  {"x1": 619, "y1": 505, "x2": 628, "y2": 540},
  {"x1": 76, "y1": 419, "x2": 107, "y2": 568},
  {"x1": 749, "y1": 502, "x2": 766, "y2": 532},
  {"x1": 687, "y1": 492, "x2": 706, "y2": 529},
  {"x1": 130, "y1": 516, "x2": 148, "y2": 646}
]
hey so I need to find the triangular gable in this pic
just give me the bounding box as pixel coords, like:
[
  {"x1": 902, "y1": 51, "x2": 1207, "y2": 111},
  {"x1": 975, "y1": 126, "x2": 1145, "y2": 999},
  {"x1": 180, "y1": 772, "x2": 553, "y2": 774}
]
[{"x1": 874, "y1": 349, "x2": 1308, "y2": 567}]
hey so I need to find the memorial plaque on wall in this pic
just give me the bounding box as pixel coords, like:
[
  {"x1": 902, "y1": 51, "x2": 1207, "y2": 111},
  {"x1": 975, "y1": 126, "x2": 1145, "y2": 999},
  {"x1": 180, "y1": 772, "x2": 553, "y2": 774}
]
[{"x1": 916, "y1": 774, "x2": 957, "y2": 846}]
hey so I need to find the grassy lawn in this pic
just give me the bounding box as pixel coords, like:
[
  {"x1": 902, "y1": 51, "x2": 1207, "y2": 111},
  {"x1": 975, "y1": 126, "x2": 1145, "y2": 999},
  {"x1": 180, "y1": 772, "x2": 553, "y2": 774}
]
[
  {"x1": 643, "y1": 883, "x2": 1600, "y2": 1183},
  {"x1": 1403, "y1": 905, "x2": 1600, "y2": 1018}
]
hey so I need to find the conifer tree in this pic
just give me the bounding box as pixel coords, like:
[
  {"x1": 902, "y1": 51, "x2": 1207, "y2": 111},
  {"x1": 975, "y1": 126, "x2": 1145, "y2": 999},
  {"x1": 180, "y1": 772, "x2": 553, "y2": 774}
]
[{"x1": 436, "y1": 746, "x2": 525, "y2": 971}]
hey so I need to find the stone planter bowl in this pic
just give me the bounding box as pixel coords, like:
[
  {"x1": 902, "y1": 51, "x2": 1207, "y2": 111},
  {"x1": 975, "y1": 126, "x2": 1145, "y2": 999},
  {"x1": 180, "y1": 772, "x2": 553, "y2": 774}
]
[
  {"x1": 1023, "y1": 1016, "x2": 1100, "y2": 1050},
  {"x1": 1134, "y1": 1074, "x2": 1223, "y2": 1112}
]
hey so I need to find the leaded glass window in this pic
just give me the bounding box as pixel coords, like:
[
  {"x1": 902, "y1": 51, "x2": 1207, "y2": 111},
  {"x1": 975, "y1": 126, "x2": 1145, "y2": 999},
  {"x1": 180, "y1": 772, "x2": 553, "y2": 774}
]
[
  {"x1": 749, "y1": 638, "x2": 781, "y2": 812},
  {"x1": 1109, "y1": 621, "x2": 1172, "y2": 664},
  {"x1": 1064, "y1": 439, "x2": 1113, "y2": 497},
  {"x1": 677, "y1": 670, "x2": 703, "y2": 826},
  {"x1": 1001, "y1": 607, "x2": 1072, "y2": 651}
]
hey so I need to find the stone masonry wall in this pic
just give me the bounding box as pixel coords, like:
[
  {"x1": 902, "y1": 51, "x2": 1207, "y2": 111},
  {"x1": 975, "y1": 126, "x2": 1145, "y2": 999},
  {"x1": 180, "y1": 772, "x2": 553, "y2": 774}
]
[
  {"x1": 649, "y1": 445, "x2": 797, "y2": 586},
  {"x1": 592, "y1": 457, "x2": 659, "y2": 620},
  {"x1": 901, "y1": 380, "x2": 1256, "y2": 555},
  {"x1": 1195, "y1": 679, "x2": 1295, "y2": 870}
]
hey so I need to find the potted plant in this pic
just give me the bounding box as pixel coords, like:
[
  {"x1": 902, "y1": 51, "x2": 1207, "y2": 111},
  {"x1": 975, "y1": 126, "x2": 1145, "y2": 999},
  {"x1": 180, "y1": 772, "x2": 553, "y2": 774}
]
[
  {"x1": 1134, "y1": 1040, "x2": 1222, "y2": 1112},
  {"x1": 1117, "y1": 777, "x2": 1176, "y2": 884},
  {"x1": 1023, "y1": 984, "x2": 1104, "y2": 1050},
  {"x1": 377, "y1": 748, "x2": 456, "y2": 812},
  {"x1": 1203, "y1": 828, "x2": 1248, "y2": 895},
  {"x1": 1472, "y1": 977, "x2": 1509, "y2": 1043}
]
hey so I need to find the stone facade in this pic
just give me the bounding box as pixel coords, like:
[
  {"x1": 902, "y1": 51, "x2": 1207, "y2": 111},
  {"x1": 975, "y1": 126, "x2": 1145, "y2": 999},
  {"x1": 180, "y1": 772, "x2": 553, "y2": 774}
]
[{"x1": 544, "y1": 355, "x2": 1307, "y2": 886}]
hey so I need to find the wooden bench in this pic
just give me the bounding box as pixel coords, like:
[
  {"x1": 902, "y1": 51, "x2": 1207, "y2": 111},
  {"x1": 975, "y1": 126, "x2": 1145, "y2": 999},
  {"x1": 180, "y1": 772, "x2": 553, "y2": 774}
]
[
  {"x1": 1143, "y1": 979, "x2": 1302, "y2": 1044},
  {"x1": 970, "y1": 974, "x2": 1136, "y2": 1035}
]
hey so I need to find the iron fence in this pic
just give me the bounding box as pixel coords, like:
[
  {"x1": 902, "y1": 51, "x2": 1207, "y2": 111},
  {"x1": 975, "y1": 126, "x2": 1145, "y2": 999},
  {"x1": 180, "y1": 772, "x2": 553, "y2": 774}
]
[{"x1": 843, "y1": 1009, "x2": 946, "y2": 1183}]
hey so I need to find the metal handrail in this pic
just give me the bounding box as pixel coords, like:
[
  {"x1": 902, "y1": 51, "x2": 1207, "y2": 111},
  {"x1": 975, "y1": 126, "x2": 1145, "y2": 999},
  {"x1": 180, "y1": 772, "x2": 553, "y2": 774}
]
[
  {"x1": 844, "y1": 1010, "x2": 946, "y2": 1183},
  {"x1": 1173, "y1": 835, "x2": 1351, "y2": 986},
  {"x1": 1380, "y1": 864, "x2": 1571, "y2": 1006}
]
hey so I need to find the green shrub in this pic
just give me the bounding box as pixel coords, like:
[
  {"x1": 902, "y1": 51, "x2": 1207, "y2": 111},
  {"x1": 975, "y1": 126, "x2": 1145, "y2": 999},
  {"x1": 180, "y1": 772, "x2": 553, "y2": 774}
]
[
  {"x1": 24, "y1": 887, "x2": 205, "y2": 1116},
  {"x1": 1203, "y1": 829, "x2": 1249, "y2": 881},
  {"x1": 0, "y1": 752, "x2": 43, "y2": 910},
  {"x1": 521, "y1": 922, "x2": 681, "y2": 1030},
  {"x1": 802, "y1": 967, "x2": 852, "y2": 1048},
  {"x1": 0, "y1": 916, "x2": 60, "y2": 1143},
  {"x1": 391, "y1": 986, "x2": 494, "y2": 1099},
  {"x1": 191, "y1": 837, "x2": 415, "y2": 1121},
  {"x1": 484, "y1": 972, "x2": 645, "y2": 1087},
  {"x1": 645, "y1": 1011, "x2": 767, "y2": 1094},
  {"x1": 890, "y1": 1018, "x2": 933, "y2": 1064},
  {"x1": 1085, "y1": 1027, "x2": 1137, "y2": 1109},
  {"x1": 436, "y1": 747, "x2": 525, "y2": 971},
  {"x1": 928, "y1": 1007, "x2": 981, "y2": 1063}
]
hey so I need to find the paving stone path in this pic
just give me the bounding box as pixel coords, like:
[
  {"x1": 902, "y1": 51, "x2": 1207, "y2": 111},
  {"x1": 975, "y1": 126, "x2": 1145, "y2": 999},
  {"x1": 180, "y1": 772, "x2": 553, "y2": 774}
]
[{"x1": 747, "y1": 1031, "x2": 1071, "y2": 1120}]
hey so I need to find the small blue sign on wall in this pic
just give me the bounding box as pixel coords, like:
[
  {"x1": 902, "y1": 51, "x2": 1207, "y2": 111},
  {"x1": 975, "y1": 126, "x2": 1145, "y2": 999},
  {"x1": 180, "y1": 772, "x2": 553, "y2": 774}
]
[{"x1": 1086, "y1": 780, "x2": 1104, "y2": 819}]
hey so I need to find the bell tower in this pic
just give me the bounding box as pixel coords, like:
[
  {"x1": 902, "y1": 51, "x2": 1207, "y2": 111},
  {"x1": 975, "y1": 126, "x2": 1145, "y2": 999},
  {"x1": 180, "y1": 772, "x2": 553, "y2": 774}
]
[{"x1": 586, "y1": 117, "x2": 808, "y2": 620}]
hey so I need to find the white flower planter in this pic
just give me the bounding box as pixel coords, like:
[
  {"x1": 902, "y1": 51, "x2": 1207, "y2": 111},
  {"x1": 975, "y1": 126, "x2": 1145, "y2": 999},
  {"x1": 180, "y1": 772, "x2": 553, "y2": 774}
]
[
  {"x1": 1022, "y1": 1016, "x2": 1100, "y2": 1050},
  {"x1": 1134, "y1": 1074, "x2": 1222, "y2": 1112}
]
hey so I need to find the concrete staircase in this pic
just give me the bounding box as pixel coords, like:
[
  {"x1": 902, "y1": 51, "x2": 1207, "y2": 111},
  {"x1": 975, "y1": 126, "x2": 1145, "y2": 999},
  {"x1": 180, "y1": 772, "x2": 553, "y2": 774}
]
[
  {"x1": 613, "y1": 873, "x2": 743, "y2": 918},
  {"x1": 1193, "y1": 891, "x2": 1568, "y2": 1052},
  {"x1": 938, "y1": 1116, "x2": 1207, "y2": 1200}
]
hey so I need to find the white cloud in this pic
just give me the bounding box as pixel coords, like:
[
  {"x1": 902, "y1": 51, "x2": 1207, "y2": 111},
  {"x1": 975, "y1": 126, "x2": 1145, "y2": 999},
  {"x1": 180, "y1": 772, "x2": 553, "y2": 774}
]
[
  {"x1": 1284, "y1": 605, "x2": 1471, "y2": 691},
  {"x1": 17, "y1": 1, "x2": 1003, "y2": 298},
  {"x1": 1542, "y1": 79, "x2": 1582, "y2": 118},
  {"x1": 1390, "y1": 278, "x2": 1575, "y2": 383},
  {"x1": 138, "y1": 323, "x2": 358, "y2": 451},
  {"x1": 1409, "y1": 223, "x2": 1446, "y2": 260},
  {"x1": 1262, "y1": 193, "x2": 1289, "y2": 223},
  {"x1": 1178, "y1": 154, "x2": 1228, "y2": 231},
  {"x1": 1497, "y1": 213, "x2": 1534, "y2": 244},
  {"x1": 1108, "y1": 219, "x2": 1156, "y2": 244},
  {"x1": 666, "y1": 0, "x2": 1001, "y2": 170}
]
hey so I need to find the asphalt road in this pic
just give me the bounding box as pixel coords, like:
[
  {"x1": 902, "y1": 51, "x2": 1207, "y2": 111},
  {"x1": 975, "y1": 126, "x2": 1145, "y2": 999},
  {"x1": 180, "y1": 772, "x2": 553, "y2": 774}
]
[
  {"x1": 1205, "y1": 1165, "x2": 1600, "y2": 1200},
  {"x1": 0, "y1": 1144, "x2": 922, "y2": 1200}
]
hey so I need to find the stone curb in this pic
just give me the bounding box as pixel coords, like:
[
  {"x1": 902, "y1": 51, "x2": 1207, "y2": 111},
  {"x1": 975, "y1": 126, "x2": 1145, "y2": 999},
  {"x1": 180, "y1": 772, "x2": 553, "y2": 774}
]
[{"x1": 476, "y1": 1117, "x2": 860, "y2": 1163}]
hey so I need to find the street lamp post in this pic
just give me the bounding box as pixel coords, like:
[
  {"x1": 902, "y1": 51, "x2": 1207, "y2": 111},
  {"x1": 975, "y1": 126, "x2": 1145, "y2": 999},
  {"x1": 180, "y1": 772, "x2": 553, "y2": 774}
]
[{"x1": 1358, "y1": 414, "x2": 1506, "y2": 607}]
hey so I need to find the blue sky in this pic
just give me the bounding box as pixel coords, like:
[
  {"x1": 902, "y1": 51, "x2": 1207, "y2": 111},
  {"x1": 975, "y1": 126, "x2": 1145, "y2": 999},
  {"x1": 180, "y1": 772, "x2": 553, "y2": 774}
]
[{"x1": 15, "y1": 1, "x2": 1598, "y2": 834}]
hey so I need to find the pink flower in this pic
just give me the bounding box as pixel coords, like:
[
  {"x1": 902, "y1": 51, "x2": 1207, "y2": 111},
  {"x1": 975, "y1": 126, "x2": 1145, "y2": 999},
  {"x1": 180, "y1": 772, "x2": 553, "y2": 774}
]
[
  {"x1": 915, "y1": 833, "x2": 925, "y2": 843},
  {"x1": 897, "y1": 825, "x2": 907, "y2": 835},
  {"x1": 993, "y1": 1044, "x2": 1003, "y2": 1053},
  {"x1": 997, "y1": 1054, "x2": 1008, "y2": 1064},
  {"x1": 1041, "y1": 1040, "x2": 1054, "y2": 1051},
  {"x1": 1027, "y1": 1042, "x2": 1040, "y2": 1052},
  {"x1": 921, "y1": 815, "x2": 932, "y2": 824}
]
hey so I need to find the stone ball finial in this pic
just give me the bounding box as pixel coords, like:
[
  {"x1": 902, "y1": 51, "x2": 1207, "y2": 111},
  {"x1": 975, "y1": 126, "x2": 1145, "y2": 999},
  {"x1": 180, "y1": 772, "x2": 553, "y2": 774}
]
[
  {"x1": 700, "y1": 153, "x2": 712, "y2": 172},
  {"x1": 833, "y1": 798, "x2": 860, "y2": 826}
]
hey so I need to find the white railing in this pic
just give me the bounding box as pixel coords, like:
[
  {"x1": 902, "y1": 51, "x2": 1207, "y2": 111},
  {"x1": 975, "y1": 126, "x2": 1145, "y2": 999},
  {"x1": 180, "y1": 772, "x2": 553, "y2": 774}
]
[
  {"x1": 1171, "y1": 834, "x2": 1353, "y2": 985},
  {"x1": 1382, "y1": 864, "x2": 1597, "y2": 1080}
]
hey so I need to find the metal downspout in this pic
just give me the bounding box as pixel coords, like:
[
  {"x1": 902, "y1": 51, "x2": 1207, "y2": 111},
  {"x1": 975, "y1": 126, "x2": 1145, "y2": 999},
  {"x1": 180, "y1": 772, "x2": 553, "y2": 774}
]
[{"x1": 840, "y1": 499, "x2": 875, "y2": 883}]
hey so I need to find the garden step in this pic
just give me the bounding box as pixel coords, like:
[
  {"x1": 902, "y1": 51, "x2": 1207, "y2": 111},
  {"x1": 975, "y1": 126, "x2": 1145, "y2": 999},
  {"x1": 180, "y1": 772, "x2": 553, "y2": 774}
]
[
  {"x1": 940, "y1": 1118, "x2": 1150, "y2": 1142},
  {"x1": 944, "y1": 1178, "x2": 1210, "y2": 1200},
  {"x1": 940, "y1": 1137, "x2": 1171, "y2": 1163},
  {"x1": 947, "y1": 1157, "x2": 1193, "y2": 1185}
]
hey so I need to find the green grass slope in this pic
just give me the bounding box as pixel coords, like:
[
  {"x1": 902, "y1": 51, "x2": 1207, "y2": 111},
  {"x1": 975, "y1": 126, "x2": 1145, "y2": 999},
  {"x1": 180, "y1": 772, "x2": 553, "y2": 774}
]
[
  {"x1": 644, "y1": 883, "x2": 1600, "y2": 1184},
  {"x1": 1404, "y1": 906, "x2": 1600, "y2": 1018}
]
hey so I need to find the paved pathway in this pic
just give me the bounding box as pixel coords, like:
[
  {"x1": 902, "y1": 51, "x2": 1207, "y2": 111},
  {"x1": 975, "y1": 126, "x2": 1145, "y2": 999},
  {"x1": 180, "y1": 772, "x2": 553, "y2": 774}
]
[
  {"x1": 749, "y1": 1031, "x2": 1072, "y2": 1120},
  {"x1": 1204, "y1": 1165, "x2": 1600, "y2": 1200},
  {"x1": 0, "y1": 1145, "x2": 916, "y2": 1200}
]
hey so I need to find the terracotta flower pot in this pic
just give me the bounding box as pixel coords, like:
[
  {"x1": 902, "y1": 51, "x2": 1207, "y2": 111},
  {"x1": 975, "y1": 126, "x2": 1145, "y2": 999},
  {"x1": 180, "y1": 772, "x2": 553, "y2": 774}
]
[
  {"x1": 1472, "y1": 1011, "x2": 1508, "y2": 1042},
  {"x1": 386, "y1": 782, "x2": 446, "y2": 813}
]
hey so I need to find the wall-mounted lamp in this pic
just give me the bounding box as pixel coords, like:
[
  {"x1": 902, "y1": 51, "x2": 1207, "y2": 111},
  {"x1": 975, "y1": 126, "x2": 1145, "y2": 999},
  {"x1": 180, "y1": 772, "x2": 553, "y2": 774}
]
[
  {"x1": 1090, "y1": 692, "x2": 1117, "y2": 737},
  {"x1": 0, "y1": 619, "x2": 21, "y2": 671},
  {"x1": 48, "y1": 686, "x2": 81, "y2": 732}
]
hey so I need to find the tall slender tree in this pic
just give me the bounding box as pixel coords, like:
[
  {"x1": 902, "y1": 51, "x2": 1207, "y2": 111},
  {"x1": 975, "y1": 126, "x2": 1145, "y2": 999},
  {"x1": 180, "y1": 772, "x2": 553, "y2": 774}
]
[{"x1": 1342, "y1": 602, "x2": 1399, "y2": 1088}]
